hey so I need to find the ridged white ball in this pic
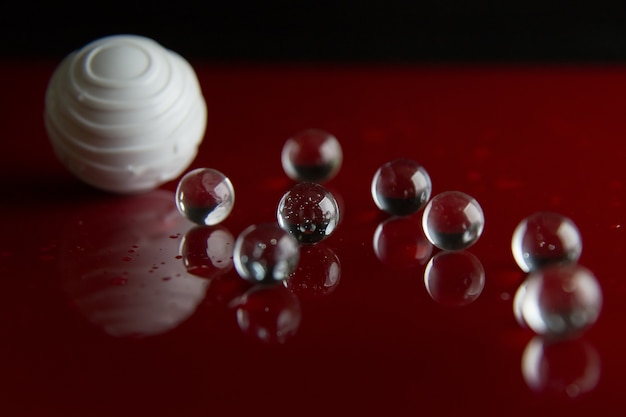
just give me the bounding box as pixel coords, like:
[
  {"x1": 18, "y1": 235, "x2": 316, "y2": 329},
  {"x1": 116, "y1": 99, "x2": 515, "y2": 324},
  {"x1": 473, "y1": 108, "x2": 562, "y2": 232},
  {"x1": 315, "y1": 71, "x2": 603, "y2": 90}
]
[{"x1": 45, "y1": 34, "x2": 207, "y2": 193}]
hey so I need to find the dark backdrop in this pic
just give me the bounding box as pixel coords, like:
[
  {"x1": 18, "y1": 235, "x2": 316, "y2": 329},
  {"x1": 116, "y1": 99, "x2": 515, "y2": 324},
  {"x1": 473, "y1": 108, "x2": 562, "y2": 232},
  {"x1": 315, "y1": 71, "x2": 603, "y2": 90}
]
[{"x1": 1, "y1": 1, "x2": 625, "y2": 62}]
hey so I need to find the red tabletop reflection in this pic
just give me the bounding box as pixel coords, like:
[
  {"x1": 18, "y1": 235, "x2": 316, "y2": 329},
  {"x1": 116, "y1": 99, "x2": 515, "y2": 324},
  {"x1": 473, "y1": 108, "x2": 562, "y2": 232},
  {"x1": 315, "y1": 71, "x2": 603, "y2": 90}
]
[{"x1": 1, "y1": 60, "x2": 626, "y2": 416}]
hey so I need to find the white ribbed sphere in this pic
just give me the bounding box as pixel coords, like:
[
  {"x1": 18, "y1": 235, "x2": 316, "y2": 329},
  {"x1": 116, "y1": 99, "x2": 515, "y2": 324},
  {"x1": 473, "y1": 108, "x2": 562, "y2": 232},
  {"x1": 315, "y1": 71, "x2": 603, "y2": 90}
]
[{"x1": 44, "y1": 34, "x2": 207, "y2": 193}]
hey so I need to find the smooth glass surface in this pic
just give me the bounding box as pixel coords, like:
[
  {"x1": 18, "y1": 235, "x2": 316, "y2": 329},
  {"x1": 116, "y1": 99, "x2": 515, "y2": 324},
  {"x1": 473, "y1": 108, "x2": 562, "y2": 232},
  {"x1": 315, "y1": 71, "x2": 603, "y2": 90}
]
[
  {"x1": 422, "y1": 191, "x2": 485, "y2": 250},
  {"x1": 512, "y1": 211, "x2": 583, "y2": 273},
  {"x1": 277, "y1": 182, "x2": 340, "y2": 244},
  {"x1": 281, "y1": 128, "x2": 343, "y2": 183},
  {"x1": 371, "y1": 158, "x2": 432, "y2": 216},
  {"x1": 175, "y1": 168, "x2": 235, "y2": 226}
]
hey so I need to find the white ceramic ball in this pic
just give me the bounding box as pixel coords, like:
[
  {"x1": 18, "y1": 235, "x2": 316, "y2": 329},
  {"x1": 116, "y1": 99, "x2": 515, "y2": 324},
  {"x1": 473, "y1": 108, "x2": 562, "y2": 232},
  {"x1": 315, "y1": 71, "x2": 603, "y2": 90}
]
[{"x1": 44, "y1": 34, "x2": 207, "y2": 193}]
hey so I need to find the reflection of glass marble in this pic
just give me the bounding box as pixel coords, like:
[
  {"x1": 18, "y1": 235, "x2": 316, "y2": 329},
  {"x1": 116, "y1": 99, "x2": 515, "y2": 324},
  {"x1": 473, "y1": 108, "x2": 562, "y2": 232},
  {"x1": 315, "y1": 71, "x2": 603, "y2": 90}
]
[
  {"x1": 59, "y1": 190, "x2": 209, "y2": 338},
  {"x1": 516, "y1": 264, "x2": 602, "y2": 338},
  {"x1": 423, "y1": 251, "x2": 485, "y2": 307},
  {"x1": 232, "y1": 284, "x2": 302, "y2": 344},
  {"x1": 522, "y1": 336, "x2": 601, "y2": 397},
  {"x1": 286, "y1": 244, "x2": 341, "y2": 298},
  {"x1": 180, "y1": 225, "x2": 234, "y2": 279},
  {"x1": 373, "y1": 215, "x2": 433, "y2": 269}
]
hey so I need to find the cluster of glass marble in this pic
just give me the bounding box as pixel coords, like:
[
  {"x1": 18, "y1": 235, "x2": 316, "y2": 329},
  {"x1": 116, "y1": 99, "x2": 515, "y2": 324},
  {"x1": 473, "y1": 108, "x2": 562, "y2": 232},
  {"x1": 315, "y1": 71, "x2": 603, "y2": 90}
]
[
  {"x1": 371, "y1": 158, "x2": 485, "y2": 251},
  {"x1": 175, "y1": 128, "x2": 342, "y2": 286},
  {"x1": 511, "y1": 212, "x2": 602, "y2": 339}
]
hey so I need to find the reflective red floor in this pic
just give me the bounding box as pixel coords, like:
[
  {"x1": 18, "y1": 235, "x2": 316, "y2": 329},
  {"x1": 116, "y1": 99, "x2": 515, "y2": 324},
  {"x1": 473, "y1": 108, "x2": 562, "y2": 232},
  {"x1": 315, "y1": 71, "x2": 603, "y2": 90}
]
[{"x1": 1, "y1": 60, "x2": 626, "y2": 416}]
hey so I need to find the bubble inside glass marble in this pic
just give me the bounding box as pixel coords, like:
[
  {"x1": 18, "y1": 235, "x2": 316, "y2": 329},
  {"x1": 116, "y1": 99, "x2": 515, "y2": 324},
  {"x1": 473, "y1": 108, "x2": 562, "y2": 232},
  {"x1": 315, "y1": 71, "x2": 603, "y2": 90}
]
[
  {"x1": 175, "y1": 168, "x2": 234, "y2": 226},
  {"x1": 422, "y1": 191, "x2": 484, "y2": 251},
  {"x1": 281, "y1": 128, "x2": 343, "y2": 183},
  {"x1": 512, "y1": 211, "x2": 582, "y2": 273},
  {"x1": 516, "y1": 264, "x2": 602, "y2": 338},
  {"x1": 233, "y1": 223, "x2": 300, "y2": 284},
  {"x1": 277, "y1": 182, "x2": 340, "y2": 244},
  {"x1": 371, "y1": 159, "x2": 432, "y2": 216}
]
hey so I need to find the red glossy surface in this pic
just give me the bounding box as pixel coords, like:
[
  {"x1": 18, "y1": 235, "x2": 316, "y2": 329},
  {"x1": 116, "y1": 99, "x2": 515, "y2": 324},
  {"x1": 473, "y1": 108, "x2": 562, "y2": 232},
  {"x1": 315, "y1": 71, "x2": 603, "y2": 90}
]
[{"x1": 2, "y1": 60, "x2": 626, "y2": 416}]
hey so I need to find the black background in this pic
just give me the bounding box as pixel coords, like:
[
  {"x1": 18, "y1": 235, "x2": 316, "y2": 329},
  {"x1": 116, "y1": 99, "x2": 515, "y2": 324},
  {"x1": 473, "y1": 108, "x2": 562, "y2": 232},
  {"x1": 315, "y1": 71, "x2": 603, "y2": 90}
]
[{"x1": 1, "y1": 1, "x2": 625, "y2": 62}]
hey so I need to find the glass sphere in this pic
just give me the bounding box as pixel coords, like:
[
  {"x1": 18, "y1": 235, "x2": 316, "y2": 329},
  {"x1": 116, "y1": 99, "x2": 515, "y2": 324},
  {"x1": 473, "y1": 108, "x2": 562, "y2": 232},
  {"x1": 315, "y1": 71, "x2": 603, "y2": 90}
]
[
  {"x1": 371, "y1": 159, "x2": 432, "y2": 216},
  {"x1": 422, "y1": 191, "x2": 485, "y2": 251},
  {"x1": 233, "y1": 223, "x2": 300, "y2": 284},
  {"x1": 277, "y1": 182, "x2": 340, "y2": 244},
  {"x1": 512, "y1": 211, "x2": 582, "y2": 273},
  {"x1": 281, "y1": 128, "x2": 343, "y2": 183},
  {"x1": 517, "y1": 264, "x2": 602, "y2": 338},
  {"x1": 175, "y1": 168, "x2": 234, "y2": 226},
  {"x1": 424, "y1": 251, "x2": 485, "y2": 307}
]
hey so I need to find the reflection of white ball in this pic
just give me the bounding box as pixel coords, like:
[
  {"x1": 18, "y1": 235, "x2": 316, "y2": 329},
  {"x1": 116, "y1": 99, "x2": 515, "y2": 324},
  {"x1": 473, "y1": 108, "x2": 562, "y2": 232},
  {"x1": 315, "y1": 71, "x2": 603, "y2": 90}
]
[
  {"x1": 45, "y1": 35, "x2": 207, "y2": 193},
  {"x1": 61, "y1": 190, "x2": 209, "y2": 337}
]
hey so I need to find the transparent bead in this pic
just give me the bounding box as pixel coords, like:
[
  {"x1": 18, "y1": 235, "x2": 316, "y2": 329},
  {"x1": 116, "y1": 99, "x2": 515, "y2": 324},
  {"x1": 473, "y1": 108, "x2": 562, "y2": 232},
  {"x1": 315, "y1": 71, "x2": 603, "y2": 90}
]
[
  {"x1": 423, "y1": 251, "x2": 485, "y2": 307},
  {"x1": 175, "y1": 168, "x2": 234, "y2": 226},
  {"x1": 512, "y1": 211, "x2": 582, "y2": 273},
  {"x1": 516, "y1": 264, "x2": 602, "y2": 338},
  {"x1": 371, "y1": 159, "x2": 432, "y2": 216},
  {"x1": 281, "y1": 128, "x2": 343, "y2": 183},
  {"x1": 277, "y1": 182, "x2": 340, "y2": 244},
  {"x1": 422, "y1": 191, "x2": 484, "y2": 251},
  {"x1": 233, "y1": 223, "x2": 300, "y2": 284}
]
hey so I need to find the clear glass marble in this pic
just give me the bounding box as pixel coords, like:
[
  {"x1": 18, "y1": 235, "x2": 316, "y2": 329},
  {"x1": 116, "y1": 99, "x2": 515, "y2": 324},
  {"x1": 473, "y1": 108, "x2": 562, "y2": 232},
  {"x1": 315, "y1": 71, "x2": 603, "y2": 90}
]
[
  {"x1": 423, "y1": 251, "x2": 485, "y2": 307},
  {"x1": 512, "y1": 211, "x2": 582, "y2": 273},
  {"x1": 422, "y1": 191, "x2": 484, "y2": 251},
  {"x1": 371, "y1": 159, "x2": 432, "y2": 216},
  {"x1": 281, "y1": 128, "x2": 343, "y2": 183},
  {"x1": 277, "y1": 182, "x2": 340, "y2": 244},
  {"x1": 233, "y1": 223, "x2": 300, "y2": 284},
  {"x1": 516, "y1": 264, "x2": 602, "y2": 338},
  {"x1": 175, "y1": 168, "x2": 234, "y2": 226}
]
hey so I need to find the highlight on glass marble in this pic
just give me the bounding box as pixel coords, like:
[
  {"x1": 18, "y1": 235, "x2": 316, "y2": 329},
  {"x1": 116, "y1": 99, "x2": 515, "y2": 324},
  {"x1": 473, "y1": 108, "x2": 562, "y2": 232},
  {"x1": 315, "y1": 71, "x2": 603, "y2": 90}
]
[
  {"x1": 521, "y1": 336, "x2": 601, "y2": 397},
  {"x1": 372, "y1": 215, "x2": 433, "y2": 269},
  {"x1": 277, "y1": 182, "x2": 340, "y2": 244},
  {"x1": 233, "y1": 223, "x2": 300, "y2": 284},
  {"x1": 511, "y1": 211, "x2": 582, "y2": 273},
  {"x1": 281, "y1": 128, "x2": 343, "y2": 183},
  {"x1": 180, "y1": 225, "x2": 234, "y2": 279},
  {"x1": 422, "y1": 191, "x2": 485, "y2": 251},
  {"x1": 514, "y1": 264, "x2": 602, "y2": 339},
  {"x1": 44, "y1": 34, "x2": 207, "y2": 193},
  {"x1": 232, "y1": 283, "x2": 302, "y2": 344},
  {"x1": 423, "y1": 251, "x2": 485, "y2": 307},
  {"x1": 175, "y1": 168, "x2": 235, "y2": 226},
  {"x1": 286, "y1": 245, "x2": 341, "y2": 298},
  {"x1": 371, "y1": 158, "x2": 432, "y2": 216}
]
